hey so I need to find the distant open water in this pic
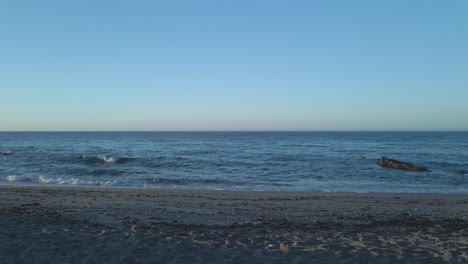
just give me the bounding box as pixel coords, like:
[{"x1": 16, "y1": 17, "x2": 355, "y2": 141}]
[{"x1": 0, "y1": 132, "x2": 467, "y2": 193}]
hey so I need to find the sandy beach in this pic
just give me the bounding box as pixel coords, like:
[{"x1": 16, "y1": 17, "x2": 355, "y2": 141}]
[{"x1": 0, "y1": 185, "x2": 467, "y2": 263}]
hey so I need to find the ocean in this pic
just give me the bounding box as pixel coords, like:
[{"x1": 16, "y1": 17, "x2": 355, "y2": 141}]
[{"x1": 0, "y1": 132, "x2": 467, "y2": 193}]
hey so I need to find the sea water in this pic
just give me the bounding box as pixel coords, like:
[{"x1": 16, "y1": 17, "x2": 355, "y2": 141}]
[{"x1": 0, "y1": 132, "x2": 467, "y2": 193}]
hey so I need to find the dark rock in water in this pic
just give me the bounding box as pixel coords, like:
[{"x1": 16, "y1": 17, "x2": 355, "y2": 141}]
[
  {"x1": 378, "y1": 157, "x2": 428, "y2": 172},
  {"x1": 457, "y1": 169, "x2": 466, "y2": 175},
  {"x1": 0, "y1": 151, "x2": 14, "y2": 155}
]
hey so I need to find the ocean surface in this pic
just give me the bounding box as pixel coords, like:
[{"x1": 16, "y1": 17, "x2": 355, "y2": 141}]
[{"x1": 0, "y1": 132, "x2": 467, "y2": 193}]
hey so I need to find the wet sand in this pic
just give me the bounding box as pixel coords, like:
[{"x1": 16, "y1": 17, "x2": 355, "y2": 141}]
[{"x1": 0, "y1": 186, "x2": 467, "y2": 263}]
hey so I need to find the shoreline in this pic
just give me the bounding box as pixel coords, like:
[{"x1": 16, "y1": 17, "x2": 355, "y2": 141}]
[
  {"x1": 1, "y1": 185, "x2": 467, "y2": 263},
  {"x1": 1, "y1": 182, "x2": 467, "y2": 195}
]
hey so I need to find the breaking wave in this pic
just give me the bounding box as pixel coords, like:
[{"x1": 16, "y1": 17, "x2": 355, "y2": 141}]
[
  {"x1": 80, "y1": 155, "x2": 134, "y2": 165},
  {"x1": 1, "y1": 175, "x2": 116, "y2": 186},
  {"x1": 2, "y1": 175, "x2": 33, "y2": 182}
]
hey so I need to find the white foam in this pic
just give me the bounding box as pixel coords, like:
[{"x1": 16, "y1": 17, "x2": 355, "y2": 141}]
[
  {"x1": 98, "y1": 155, "x2": 116, "y2": 163},
  {"x1": 3, "y1": 175, "x2": 33, "y2": 182},
  {"x1": 1, "y1": 175, "x2": 115, "y2": 186},
  {"x1": 80, "y1": 155, "x2": 117, "y2": 163},
  {"x1": 37, "y1": 176, "x2": 114, "y2": 186}
]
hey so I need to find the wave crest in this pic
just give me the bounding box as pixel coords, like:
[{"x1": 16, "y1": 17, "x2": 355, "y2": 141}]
[
  {"x1": 3, "y1": 175, "x2": 33, "y2": 182},
  {"x1": 1, "y1": 175, "x2": 115, "y2": 186},
  {"x1": 80, "y1": 155, "x2": 133, "y2": 165}
]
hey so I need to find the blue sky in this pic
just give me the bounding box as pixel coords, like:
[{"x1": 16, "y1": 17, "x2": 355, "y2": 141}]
[{"x1": 1, "y1": 0, "x2": 467, "y2": 131}]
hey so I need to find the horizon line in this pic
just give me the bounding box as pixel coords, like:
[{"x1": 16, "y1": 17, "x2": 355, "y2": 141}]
[{"x1": 1, "y1": 130, "x2": 467, "y2": 133}]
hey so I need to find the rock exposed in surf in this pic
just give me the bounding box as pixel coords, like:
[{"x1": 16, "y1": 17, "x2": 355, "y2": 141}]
[
  {"x1": 378, "y1": 157, "x2": 428, "y2": 172},
  {"x1": 0, "y1": 151, "x2": 14, "y2": 155}
]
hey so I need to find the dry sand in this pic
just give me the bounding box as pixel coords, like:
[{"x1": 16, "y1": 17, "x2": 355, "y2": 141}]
[{"x1": 0, "y1": 185, "x2": 467, "y2": 263}]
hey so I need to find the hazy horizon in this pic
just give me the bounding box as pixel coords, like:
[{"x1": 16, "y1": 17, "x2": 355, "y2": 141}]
[
  {"x1": 1, "y1": 1, "x2": 467, "y2": 131},
  {"x1": 1, "y1": 130, "x2": 467, "y2": 133}
]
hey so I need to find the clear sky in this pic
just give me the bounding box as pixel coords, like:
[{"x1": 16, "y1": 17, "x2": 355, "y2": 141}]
[{"x1": 1, "y1": 0, "x2": 467, "y2": 131}]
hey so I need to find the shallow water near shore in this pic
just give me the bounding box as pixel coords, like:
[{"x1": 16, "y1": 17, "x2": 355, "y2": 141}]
[{"x1": 1, "y1": 132, "x2": 467, "y2": 193}]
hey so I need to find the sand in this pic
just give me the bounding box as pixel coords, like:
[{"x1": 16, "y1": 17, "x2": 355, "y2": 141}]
[{"x1": 0, "y1": 185, "x2": 467, "y2": 263}]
